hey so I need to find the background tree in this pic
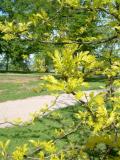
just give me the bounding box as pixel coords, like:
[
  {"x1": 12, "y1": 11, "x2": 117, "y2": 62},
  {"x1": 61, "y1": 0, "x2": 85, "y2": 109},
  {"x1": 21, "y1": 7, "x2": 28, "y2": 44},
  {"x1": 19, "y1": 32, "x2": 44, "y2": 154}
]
[{"x1": 1, "y1": 0, "x2": 110, "y2": 72}]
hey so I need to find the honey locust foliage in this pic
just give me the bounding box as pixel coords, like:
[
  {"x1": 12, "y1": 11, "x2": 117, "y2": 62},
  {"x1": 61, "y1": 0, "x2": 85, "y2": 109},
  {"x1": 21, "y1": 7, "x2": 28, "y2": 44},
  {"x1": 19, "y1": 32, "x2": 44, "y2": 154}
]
[
  {"x1": 0, "y1": 44, "x2": 120, "y2": 159},
  {"x1": 0, "y1": 0, "x2": 120, "y2": 159},
  {"x1": 42, "y1": 45, "x2": 101, "y2": 94}
]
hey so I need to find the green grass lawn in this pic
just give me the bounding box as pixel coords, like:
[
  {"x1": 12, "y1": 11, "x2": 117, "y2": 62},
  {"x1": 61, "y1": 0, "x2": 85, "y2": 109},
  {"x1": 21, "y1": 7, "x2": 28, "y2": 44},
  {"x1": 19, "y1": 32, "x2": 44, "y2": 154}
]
[
  {"x1": 0, "y1": 105, "x2": 86, "y2": 153},
  {"x1": 0, "y1": 73, "x2": 106, "y2": 102},
  {"x1": 0, "y1": 73, "x2": 51, "y2": 102}
]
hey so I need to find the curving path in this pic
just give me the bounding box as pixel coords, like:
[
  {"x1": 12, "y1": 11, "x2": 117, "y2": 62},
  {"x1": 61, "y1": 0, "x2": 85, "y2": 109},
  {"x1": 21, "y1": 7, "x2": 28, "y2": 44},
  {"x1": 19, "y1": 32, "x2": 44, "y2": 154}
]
[{"x1": 0, "y1": 90, "x2": 103, "y2": 128}]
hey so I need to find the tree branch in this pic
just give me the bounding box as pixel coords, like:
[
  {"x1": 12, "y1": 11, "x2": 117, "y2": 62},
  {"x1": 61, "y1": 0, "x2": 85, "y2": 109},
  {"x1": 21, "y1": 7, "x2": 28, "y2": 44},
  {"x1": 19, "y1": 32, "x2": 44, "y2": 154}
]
[{"x1": 24, "y1": 35, "x2": 118, "y2": 46}]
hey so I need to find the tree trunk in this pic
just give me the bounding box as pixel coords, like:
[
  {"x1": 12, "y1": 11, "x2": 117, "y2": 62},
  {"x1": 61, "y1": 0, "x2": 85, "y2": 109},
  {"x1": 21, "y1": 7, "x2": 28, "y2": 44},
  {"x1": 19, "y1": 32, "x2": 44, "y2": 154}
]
[{"x1": 6, "y1": 55, "x2": 9, "y2": 72}]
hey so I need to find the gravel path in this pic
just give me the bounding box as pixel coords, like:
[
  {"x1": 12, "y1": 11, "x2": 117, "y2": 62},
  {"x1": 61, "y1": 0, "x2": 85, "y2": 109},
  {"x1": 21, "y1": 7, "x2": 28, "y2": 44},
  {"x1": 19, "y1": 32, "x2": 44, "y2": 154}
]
[{"x1": 0, "y1": 90, "x2": 102, "y2": 128}]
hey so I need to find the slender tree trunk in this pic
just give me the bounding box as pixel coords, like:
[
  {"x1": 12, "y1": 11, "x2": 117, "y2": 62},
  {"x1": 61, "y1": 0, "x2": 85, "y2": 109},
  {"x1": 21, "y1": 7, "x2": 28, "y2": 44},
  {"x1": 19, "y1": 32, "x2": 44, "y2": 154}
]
[{"x1": 6, "y1": 55, "x2": 9, "y2": 72}]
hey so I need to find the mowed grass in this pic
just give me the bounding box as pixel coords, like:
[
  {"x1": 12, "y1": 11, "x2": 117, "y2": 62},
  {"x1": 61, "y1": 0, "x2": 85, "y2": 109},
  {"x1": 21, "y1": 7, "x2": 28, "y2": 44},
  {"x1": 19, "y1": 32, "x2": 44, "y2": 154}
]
[
  {"x1": 0, "y1": 105, "x2": 85, "y2": 153},
  {"x1": 0, "y1": 73, "x2": 106, "y2": 102},
  {"x1": 0, "y1": 73, "x2": 51, "y2": 102}
]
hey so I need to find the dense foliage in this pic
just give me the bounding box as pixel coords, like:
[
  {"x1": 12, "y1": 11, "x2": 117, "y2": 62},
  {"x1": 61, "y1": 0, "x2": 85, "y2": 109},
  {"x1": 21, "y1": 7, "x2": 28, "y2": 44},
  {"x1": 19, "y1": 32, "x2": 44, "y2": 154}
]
[
  {"x1": 1, "y1": 0, "x2": 119, "y2": 71},
  {"x1": 0, "y1": 0, "x2": 120, "y2": 159}
]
